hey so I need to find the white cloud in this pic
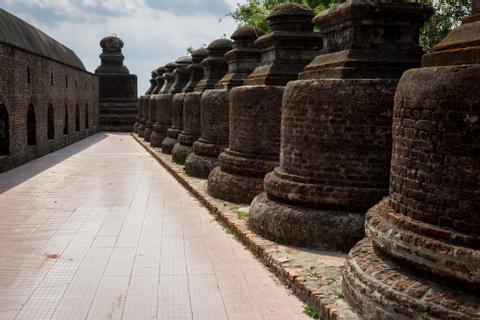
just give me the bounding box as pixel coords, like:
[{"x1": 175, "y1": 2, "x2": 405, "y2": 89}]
[{"x1": 4, "y1": 0, "x2": 244, "y2": 93}]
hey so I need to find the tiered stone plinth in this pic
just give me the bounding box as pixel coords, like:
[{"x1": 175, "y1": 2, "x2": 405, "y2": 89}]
[
  {"x1": 248, "y1": 0, "x2": 432, "y2": 251},
  {"x1": 185, "y1": 89, "x2": 229, "y2": 177},
  {"x1": 95, "y1": 36, "x2": 138, "y2": 132},
  {"x1": 208, "y1": 86, "x2": 285, "y2": 203},
  {"x1": 151, "y1": 57, "x2": 191, "y2": 148},
  {"x1": 135, "y1": 96, "x2": 148, "y2": 134},
  {"x1": 162, "y1": 48, "x2": 208, "y2": 154},
  {"x1": 142, "y1": 96, "x2": 155, "y2": 142},
  {"x1": 138, "y1": 67, "x2": 164, "y2": 137},
  {"x1": 185, "y1": 25, "x2": 264, "y2": 179},
  {"x1": 172, "y1": 92, "x2": 202, "y2": 164},
  {"x1": 150, "y1": 94, "x2": 172, "y2": 147},
  {"x1": 134, "y1": 73, "x2": 153, "y2": 133},
  {"x1": 145, "y1": 64, "x2": 175, "y2": 142},
  {"x1": 249, "y1": 80, "x2": 398, "y2": 251},
  {"x1": 162, "y1": 93, "x2": 185, "y2": 154},
  {"x1": 184, "y1": 39, "x2": 235, "y2": 176},
  {"x1": 343, "y1": 3, "x2": 480, "y2": 318},
  {"x1": 173, "y1": 39, "x2": 233, "y2": 165},
  {"x1": 135, "y1": 96, "x2": 145, "y2": 135},
  {"x1": 208, "y1": 4, "x2": 322, "y2": 204}
]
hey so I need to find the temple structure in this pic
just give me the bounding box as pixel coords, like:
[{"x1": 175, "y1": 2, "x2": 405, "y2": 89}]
[
  {"x1": 172, "y1": 39, "x2": 232, "y2": 165},
  {"x1": 248, "y1": 0, "x2": 432, "y2": 251},
  {"x1": 207, "y1": 4, "x2": 322, "y2": 203},
  {"x1": 95, "y1": 36, "x2": 137, "y2": 132},
  {"x1": 184, "y1": 36, "x2": 244, "y2": 177},
  {"x1": 151, "y1": 57, "x2": 192, "y2": 148},
  {"x1": 144, "y1": 64, "x2": 174, "y2": 142},
  {"x1": 162, "y1": 48, "x2": 208, "y2": 154},
  {"x1": 343, "y1": 1, "x2": 480, "y2": 318},
  {"x1": 134, "y1": 69, "x2": 157, "y2": 134},
  {"x1": 183, "y1": 25, "x2": 264, "y2": 179},
  {"x1": 138, "y1": 67, "x2": 164, "y2": 138}
]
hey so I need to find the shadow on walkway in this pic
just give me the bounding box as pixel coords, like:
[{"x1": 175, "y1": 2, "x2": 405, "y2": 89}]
[{"x1": 0, "y1": 132, "x2": 111, "y2": 194}]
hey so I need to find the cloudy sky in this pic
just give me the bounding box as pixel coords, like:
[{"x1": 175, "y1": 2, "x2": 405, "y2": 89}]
[{"x1": 2, "y1": 0, "x2": 248, "y2": 93}]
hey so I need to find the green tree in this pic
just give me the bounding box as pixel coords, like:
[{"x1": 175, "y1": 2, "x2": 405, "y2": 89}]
[
  {"x1": 229, "y1": 0, "x2": 471, "y2": 52},
  {"x1": 229, "y1": 0, "x2": 339, "y2": 31},
  {"x1": 420, "y1": 0, "x2": 471, "y2": 52}
]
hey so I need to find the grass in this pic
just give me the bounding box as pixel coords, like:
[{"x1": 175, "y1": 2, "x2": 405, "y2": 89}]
[
  {"x1": 334, "y1": 289, "x2": 345, "y2": 299},
  {"x1": 236, "y1": 210, "x2": 249, "y2": 219},
  {"x1": 306, "y1": 266, "x2": 320, "y2": 279},
  {"x1": 303, "y1": 304, "x2": 320, "y2": 319}
]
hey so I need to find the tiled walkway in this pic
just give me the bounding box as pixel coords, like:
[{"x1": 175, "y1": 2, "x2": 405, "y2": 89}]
[{"x1": 0, "y1": 133, "x2": 309, "y2": 320}]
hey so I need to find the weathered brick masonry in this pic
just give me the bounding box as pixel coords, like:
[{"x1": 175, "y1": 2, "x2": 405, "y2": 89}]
[
  {"x1": 134, "y1": 69, "x2": 157, "y2": 134},
  {"x1": 184, "y1": 38, "x2": 236, "y2": 178},
  {"x1": 207, "y1": 3, "x2": 322, "y2": 204},
  {"x1": 162, "y1": 48, "x2": 208, "y2": 155},
  {"x1": 140, "y1": 67, "x2": 165, "y2": 138},
  {"x1": 343, "y1": 1, "x2": 480, "y2": 319},
  {"x1": 172, "y1": 40, "x2": 232, "y2": 165},
  {"x1": 145, "y1": 64, "x2": 173, "y2": 142},
  {"x1": 150, "y1": 56, "x2": 191, "y2": 148},
  {"x1": 248, "y1": 0, "x2": 432, "y2": 251},
  {"x1": 184, "y1": 25, "x2": 264, "y2": 179},
  {"x1": 0, "y1": 9, "x2": 98, "y2": 173}
]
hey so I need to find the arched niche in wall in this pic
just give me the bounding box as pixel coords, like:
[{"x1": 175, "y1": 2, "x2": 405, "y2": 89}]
[
  {"x1": 75, "y1": 103, "x2": 80, "y2": 132},
  {"x1": 0, "y1": 104, "x2": 10, "y2": 155},
  {"x1": 85, "y1": 102, "x2": 89, "y2": 130},
  {"x1": 63, "y1": 103, "x2": 69, "y2": 135},
  {"x1": 27, "y1": 104, "x2": 37, "y2": 146},
  {"x1": 92, "y1": 104, "x2": 96, "y2": 127},
  {"x1": 47, "y1": 103, "x2": 55, "y2": 140}
]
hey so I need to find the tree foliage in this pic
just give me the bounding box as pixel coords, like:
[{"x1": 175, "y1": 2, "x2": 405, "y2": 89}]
[
  {"x1": 420, "y1": 0, "x2": 471, "y2": 52},
  {"x1": 229, "y1": 0, "x2": 339, "y2": 31},
  {"x1": 229, "y1": 0, "x2": 472, "y2": 52}
]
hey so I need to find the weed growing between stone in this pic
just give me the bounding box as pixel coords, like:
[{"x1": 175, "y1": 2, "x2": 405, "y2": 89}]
[
  {"x1": 303, "y1": 304, "x2": 320, "y2": 319},
  {"x1": 334, "y1": 289, "x2": 344, "y2": 299},
  {"x1": 236, "y1": 210, "x2": 249, "y2": 219}
]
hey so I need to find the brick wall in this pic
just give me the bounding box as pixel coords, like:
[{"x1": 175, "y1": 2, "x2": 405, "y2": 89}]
[{"x1": 0, "y1": 43, "x2": 99, "y2": 172}]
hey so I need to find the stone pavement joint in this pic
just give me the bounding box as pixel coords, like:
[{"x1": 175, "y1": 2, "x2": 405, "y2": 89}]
[{"x1": 0, "y1": 133, "x2": 309, "y2": 320}]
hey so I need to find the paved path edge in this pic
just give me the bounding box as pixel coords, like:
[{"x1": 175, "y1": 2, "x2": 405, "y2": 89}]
[{"x1": 132, "y1": 133, "x2": 359, "y2": 320}]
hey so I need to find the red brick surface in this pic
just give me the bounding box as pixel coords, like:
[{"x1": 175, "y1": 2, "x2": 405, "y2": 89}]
[{"x1": 0, "y1": 43, "x2": 98, "y2": 172}]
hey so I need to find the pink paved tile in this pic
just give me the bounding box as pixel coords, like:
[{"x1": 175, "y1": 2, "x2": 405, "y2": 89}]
[{"x1": 0, "y1": 133, "x2": 310, "y2": 320}]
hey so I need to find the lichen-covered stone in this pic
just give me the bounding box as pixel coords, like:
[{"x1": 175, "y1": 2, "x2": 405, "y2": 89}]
[{"x1": 250, "y1": 193, "x2": 365, "y2": 251}]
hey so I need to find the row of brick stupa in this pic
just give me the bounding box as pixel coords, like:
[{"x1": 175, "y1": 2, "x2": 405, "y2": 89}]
[{"x1": 133, "y1": 1, "x2": 479, "y2": 319}]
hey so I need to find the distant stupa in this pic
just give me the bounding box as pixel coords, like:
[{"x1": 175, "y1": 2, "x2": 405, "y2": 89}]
[{"x1": 95, "y1": 35, "x2": 138, "y2": 132}]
